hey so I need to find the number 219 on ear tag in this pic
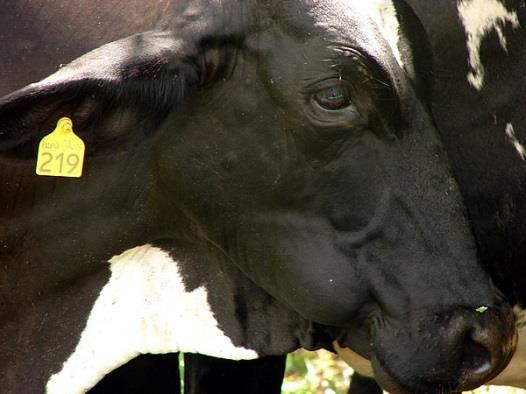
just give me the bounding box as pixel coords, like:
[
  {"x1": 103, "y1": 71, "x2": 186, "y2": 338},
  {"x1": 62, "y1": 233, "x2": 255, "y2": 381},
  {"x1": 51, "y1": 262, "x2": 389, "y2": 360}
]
[{"x1": 36, "y1": 117, "x2": 85, "y2": 178}]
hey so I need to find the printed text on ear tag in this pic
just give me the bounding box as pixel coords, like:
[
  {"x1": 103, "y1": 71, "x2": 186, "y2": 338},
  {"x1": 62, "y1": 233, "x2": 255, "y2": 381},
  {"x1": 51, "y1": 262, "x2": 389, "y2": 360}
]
[{"x1": 36, "y1": 117, "x2": 85, "y2": 178}]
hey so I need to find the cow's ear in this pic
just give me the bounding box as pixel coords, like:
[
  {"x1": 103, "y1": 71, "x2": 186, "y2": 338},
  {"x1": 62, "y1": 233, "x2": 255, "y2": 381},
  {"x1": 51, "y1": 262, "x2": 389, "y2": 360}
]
[{"x1": 0, "y1": 31, "x2": 208, "y2": 158}]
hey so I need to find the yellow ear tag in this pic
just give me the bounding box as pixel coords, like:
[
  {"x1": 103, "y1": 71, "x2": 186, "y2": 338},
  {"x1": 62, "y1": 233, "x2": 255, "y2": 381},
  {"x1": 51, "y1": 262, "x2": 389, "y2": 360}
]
[{"x1": 36, "y1": 117, "x2": 85, "y2": 178}]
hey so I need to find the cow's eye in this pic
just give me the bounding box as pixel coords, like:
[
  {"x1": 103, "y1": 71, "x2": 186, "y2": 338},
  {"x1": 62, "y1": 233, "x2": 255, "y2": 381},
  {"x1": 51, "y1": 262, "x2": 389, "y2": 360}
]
[{"x1": 314, "y1": 85, "x2": 352, "y2": 110}]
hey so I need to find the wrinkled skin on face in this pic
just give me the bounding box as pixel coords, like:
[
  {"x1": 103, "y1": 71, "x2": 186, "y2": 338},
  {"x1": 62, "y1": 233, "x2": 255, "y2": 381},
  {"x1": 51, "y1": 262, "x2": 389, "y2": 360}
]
[{"x1": 0, "y1": 0, "x2": 517, "y2": 392}]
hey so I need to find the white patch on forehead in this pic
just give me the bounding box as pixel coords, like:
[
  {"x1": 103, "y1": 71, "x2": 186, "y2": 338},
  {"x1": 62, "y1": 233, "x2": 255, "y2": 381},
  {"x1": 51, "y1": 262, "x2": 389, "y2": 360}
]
[
  {"x1": 490, "y1": 305, "x2": 526, "y2": 388},
  {"x1": 357, "y1": 0, "x2": 404, "y2": 68},
  {"x1": 505, "y1": 122, "x2": 526, "y2": 161},
  {"x1": 457, "y1": 0, "x2": 520, "y2": 90},
  {"x1": 46, "y1": 244, "x2": 257, "y2": 394}
]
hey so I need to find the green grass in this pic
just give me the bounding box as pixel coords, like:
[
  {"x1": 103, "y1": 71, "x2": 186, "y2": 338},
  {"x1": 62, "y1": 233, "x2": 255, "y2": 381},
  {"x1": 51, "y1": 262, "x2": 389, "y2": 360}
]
[{"x1": 284, "y1": 349, "x2": 352, "y2": 394}]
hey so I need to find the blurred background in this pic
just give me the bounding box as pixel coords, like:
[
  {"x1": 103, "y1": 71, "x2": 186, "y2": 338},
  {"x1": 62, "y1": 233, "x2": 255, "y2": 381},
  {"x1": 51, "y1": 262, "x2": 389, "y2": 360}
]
[{"x1": 283, "y1": 349, "x2": 526, "y2": 394}]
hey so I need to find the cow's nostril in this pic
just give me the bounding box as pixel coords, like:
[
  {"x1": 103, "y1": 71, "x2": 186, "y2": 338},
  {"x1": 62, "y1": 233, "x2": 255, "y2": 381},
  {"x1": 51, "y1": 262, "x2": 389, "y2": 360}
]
[{"x1": 460, "y1": 331, "x2": 493, "y2": 387}]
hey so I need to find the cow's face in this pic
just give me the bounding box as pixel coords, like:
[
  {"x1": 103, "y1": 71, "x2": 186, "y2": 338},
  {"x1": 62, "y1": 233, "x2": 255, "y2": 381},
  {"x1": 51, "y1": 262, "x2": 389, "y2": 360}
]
[
  {"x1": 155, "y1": 1, "x2": 516, "y2": 390},
  {"x1": 0, "y1": 0, "x2": 516, "y2": 392}
]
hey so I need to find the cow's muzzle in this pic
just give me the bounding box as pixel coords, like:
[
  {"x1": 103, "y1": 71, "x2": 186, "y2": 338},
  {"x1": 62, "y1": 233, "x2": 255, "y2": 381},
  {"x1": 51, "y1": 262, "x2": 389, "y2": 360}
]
[{"x1": 336, "y1": 302, "x2": 517, "y2": 393}]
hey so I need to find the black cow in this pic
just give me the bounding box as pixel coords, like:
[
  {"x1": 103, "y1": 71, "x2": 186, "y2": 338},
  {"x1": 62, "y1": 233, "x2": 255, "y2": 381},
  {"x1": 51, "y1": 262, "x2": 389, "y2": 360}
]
[
  {"x1": 338, "y1": 0, "x2": 526, "y2": 391},
  {"x1": 0, "y1": 1, "x2": 518, "y2": 393}
]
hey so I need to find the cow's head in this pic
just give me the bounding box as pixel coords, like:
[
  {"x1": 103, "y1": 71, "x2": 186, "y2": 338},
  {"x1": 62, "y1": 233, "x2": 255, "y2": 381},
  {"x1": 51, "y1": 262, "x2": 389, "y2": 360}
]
[{"x1": 0, "y1": 0, "x2": 517, "y2": 392}]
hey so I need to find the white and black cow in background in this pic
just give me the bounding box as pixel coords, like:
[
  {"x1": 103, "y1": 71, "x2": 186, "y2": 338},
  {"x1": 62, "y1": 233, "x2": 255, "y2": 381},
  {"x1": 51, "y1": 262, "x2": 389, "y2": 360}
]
[
  {"x1": 337, "y1": 0, "x2": 526, "y2": 392},
  {"x1": 0, "y1": 1, "x2": 518, "y2": 393}
]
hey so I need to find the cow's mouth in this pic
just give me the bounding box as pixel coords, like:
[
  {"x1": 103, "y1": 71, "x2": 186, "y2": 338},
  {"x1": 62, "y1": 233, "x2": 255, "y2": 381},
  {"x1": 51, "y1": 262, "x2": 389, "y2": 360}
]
[
  {"x1": 334, "y1": 304, "x2": 518, "y2": 393},
  {"x1": 370, "y1": 340, "x2": 516, "y2": 394}
]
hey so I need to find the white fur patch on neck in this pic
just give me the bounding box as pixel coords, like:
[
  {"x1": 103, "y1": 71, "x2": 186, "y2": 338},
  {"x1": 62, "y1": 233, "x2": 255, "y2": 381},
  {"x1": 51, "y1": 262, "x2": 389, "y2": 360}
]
[
  {"x1": 490, "y1": 306, "x2": 526, "y2": 388},
  {"x1": 359, "y1": 0, "x2": 404, "y2": 68},
  {"x1": 457, "y1": 0, "x2": 520, "y2": 90},
  {"x1": 505, "y1": 123, "x2": 526, "y2": 161},
  {"x1": 46, "y1": 244, "x2": 257, "y2": 394}
]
